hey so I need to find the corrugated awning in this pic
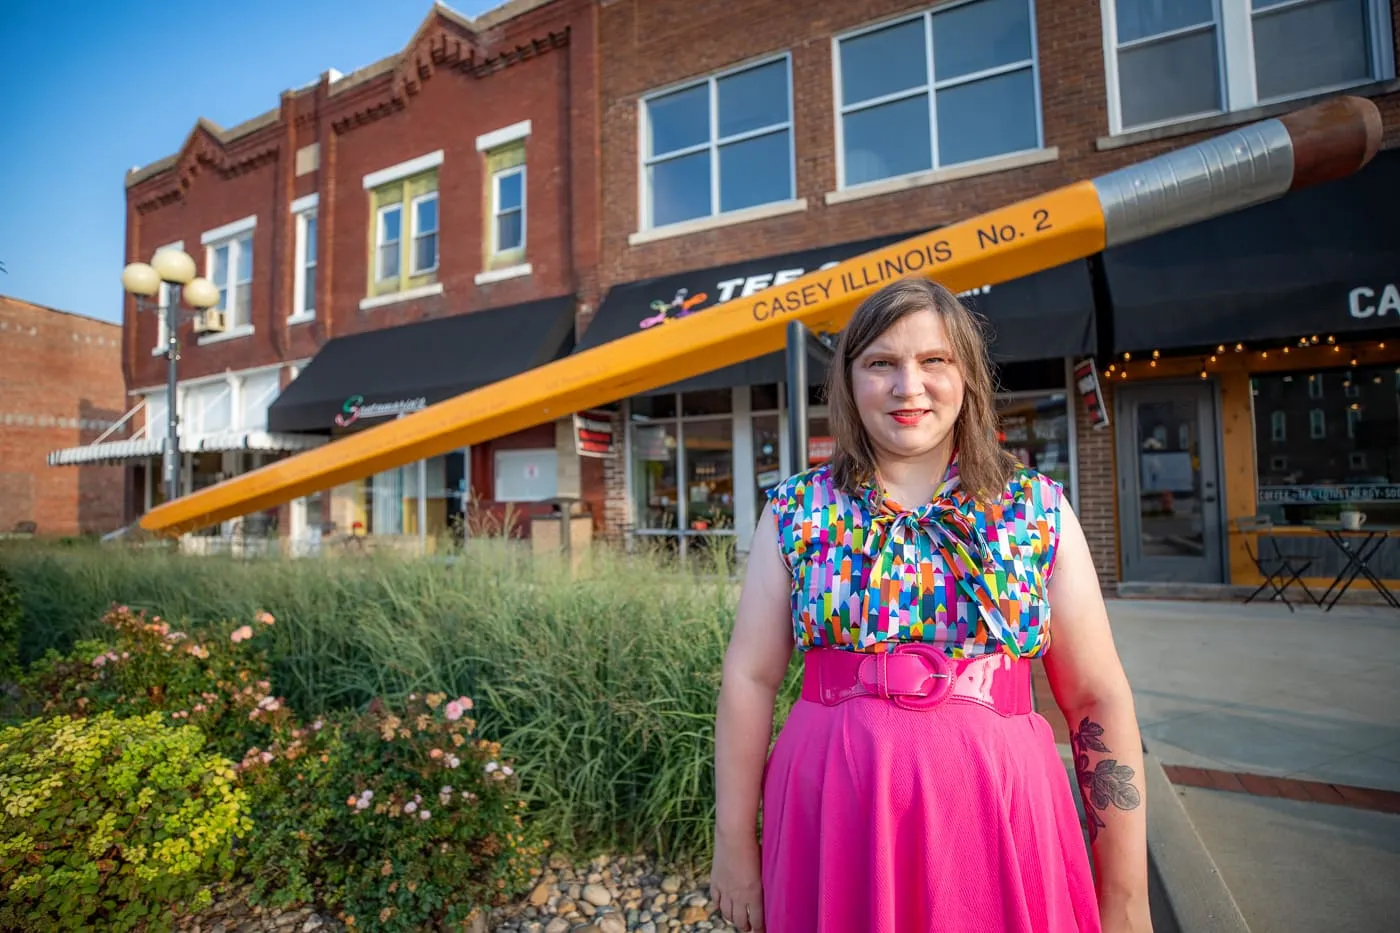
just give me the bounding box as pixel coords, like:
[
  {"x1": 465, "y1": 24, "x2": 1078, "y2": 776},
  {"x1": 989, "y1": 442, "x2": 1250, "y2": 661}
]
[{"x1": 47, "y1": 430, "x2": 324, "y2": 467}]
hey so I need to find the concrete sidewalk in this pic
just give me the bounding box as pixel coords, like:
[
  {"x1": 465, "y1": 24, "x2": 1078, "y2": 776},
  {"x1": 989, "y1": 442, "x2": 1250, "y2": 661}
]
[
  {"x1": 1107, "y1": 597, "x2": 1400, "y2": 932},
  {"x1": 1109, "y1": 597, "x2": 1400, "y2": 791}
]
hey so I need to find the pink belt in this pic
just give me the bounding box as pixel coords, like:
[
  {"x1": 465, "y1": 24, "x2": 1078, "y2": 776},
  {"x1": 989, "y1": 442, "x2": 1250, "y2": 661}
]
[{"x1": 801, "y1": 643, "x2": 1033, "y2": 716}]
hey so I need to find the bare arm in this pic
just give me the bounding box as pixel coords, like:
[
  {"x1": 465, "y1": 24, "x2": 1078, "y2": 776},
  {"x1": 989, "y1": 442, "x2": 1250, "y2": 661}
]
[
  {"x1": 1043, "y1": 501, "x2": 1151, "y2": 932},
  {"x1": 711, "y1": 501, "x2": 795, "y2": 932}
]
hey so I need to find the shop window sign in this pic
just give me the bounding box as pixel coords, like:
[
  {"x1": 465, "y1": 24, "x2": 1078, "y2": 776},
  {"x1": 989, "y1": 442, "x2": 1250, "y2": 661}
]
[{"x1": 1254, "y1": 363, "x2": 1400, "y2": 526}]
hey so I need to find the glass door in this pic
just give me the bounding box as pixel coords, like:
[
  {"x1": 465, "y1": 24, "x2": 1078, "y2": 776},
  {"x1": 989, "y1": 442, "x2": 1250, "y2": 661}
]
[{"x1": 1114, "y1": 381, "x2": 1225, "y2": 583}]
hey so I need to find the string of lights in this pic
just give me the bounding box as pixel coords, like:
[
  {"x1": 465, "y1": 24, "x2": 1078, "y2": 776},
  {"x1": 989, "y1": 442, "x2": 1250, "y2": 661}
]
[{"x1": 1104, "y1": 335, "x2": 1393, "y2": 383}]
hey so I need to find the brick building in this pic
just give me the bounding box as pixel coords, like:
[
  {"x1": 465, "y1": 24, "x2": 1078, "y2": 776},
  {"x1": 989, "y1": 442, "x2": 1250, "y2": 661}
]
[
  {"x1": 54, "y1": 0, "x2": 1400, "y2": 590},
  {"x1": 2, "y1": 296, "x2": 127, "y2": 537},
  {"x1": 571, "y1": 0, "x2": 1399, "y2": 587},
  {"x1": 52, "y1": 0, "x2": 601, "y2": 553}
]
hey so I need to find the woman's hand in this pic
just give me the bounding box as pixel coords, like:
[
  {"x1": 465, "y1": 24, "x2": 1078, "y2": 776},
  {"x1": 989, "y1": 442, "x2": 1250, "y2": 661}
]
[{"x1": 710, "y1": 829, "x2": 766, "y2": 932}]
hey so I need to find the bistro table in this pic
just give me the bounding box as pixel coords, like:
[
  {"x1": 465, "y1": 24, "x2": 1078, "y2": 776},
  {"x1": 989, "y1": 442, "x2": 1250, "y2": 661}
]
[{"x1": 1267, "y1": 523, "x2": 1400, "y2": 611}]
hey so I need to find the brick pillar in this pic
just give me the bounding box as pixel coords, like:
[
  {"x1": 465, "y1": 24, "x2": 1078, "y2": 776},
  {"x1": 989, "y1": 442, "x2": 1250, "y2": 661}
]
[
  {"x1": 600, "y1": 409, "x2": 631, "y2": 541},
  {"x1": 1073, "y1": 379, "x2": 1120, "y2": 588}
]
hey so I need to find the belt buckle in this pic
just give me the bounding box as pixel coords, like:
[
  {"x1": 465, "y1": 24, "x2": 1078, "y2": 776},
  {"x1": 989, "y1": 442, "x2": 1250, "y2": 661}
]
[{"x1": 886, "y1": 643, "x2": 953, "y2": 711}]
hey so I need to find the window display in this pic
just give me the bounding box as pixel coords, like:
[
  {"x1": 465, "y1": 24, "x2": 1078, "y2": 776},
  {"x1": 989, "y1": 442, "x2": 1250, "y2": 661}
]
[{"x1": 996, "y1": 392, "x2": 1071, "y2": 490}]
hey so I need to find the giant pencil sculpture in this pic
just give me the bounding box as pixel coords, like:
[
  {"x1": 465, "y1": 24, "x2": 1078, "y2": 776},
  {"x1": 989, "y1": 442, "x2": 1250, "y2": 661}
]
[{"x1": 140, "y1": 96, "x2": 1383, "y2": 536}]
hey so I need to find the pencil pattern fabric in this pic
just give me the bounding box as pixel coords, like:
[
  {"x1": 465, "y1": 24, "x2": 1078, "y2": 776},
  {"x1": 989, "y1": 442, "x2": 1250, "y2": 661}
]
[{"x1": 766, "y1": 458, "x2": 1062, "y2": 658}]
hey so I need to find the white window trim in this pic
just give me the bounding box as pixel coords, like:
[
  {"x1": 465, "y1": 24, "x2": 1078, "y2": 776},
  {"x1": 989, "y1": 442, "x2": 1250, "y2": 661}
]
[
  {"x1": 151, "y1": 239, "x2": 183, "y2": 356},
  {"x1": 290, "y1": 192, "x2": 319, "y2": 214},
  {"x1": 825, "y1": 146, "x2": 1058, "y2": 205},
  {"x1": 359, "y1": 282, "x2": 445, "y2": 311},
  {"x1": 1100, "y1": 0, "x2": 1395, "y2": 137},
  {"x1": 475, "y1": 263, "x2": 533, "y2": 285},
  {"x1": 476, "y1": 119, "x2": 532, "y2": 152},
  {"x1": 637, "y1": 51, "x2": 796, "y2": 234},
  {"x1": 376, "y1": 203, "x2": 403, "y2": 283},
  {"x1": 362, "y1": 150, "x2": 444, "y2": 190},
  {"x1": 627, "y1": 197, "x2": 808, "y2": 246},
  {"x1": 291, "y1": 204, "x2": 317, "y2": 324},
  {"x1": 197, "y1": 323, "x2": 255, "y2": 346},
  {"x1": 409, "y1": 191, "x2": 439, "y2": 276},
  {"x1": 1270, "y1": 410, "x2": 1286, "y2": 442},
  {"x1": 491, "y1": 165, "x2": 527, "y2": 256},
  {"x1": 200, "y1": 215, "x2": 257, "y2": 246},
  {"x1": 831, "y1": 2, "x2": 1045, "y2": 192},
  {"x1": 203, "y1": 231, "x2": 255, "y2": 330}
]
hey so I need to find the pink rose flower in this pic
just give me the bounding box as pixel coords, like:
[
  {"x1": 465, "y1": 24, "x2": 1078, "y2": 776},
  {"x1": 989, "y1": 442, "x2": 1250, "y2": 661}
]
[
  {"x1": 230, "y1": 625, "x2": 254, "y2": 643},
  {"x1": 256, "y1": 611, "x2": 275, "y2": 625},
  {"x1": 444, "y1": 700, "x2": 464, "y2": 721}
]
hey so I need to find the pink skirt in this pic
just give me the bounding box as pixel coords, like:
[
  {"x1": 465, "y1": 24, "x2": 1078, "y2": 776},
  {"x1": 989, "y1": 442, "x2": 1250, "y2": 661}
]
[{"x1": 760, "y1": 649, "x2": 1101, "y2": 933}]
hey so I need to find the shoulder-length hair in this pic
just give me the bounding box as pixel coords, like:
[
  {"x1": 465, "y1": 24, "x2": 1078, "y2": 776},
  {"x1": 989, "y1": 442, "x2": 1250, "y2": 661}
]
[{"x1": 824, "y1": 276, "x2": 1015, "y2": 504}]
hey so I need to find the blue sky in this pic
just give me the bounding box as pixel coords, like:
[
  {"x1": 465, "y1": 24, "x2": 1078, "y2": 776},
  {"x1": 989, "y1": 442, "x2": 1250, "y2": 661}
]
[{"x1": 0, "y1": 0, "x2": 499, "y2": 323}]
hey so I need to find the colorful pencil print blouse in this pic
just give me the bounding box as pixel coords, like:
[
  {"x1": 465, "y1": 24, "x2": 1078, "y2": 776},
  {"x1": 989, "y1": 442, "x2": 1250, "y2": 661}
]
[{"x1": 767, "y1": 459, "x2": 1063, "y2": 659}]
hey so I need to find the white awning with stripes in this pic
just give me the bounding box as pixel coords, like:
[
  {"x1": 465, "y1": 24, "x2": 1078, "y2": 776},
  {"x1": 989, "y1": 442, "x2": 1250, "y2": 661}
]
[{"x1": 48, "y1": 430, "x2": 323, "y2": 467}]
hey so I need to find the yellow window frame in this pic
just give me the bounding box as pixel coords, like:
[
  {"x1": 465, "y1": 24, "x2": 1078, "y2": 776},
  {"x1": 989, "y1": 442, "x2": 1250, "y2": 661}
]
[{"x1": 368, "y1": 169, "x2": 440, "y2": 298}]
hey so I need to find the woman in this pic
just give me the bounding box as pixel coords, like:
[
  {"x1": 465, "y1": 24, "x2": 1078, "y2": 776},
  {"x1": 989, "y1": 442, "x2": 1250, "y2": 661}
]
[{"x1": 710, "y1": 278, "x2": 1150, "y2": 932}]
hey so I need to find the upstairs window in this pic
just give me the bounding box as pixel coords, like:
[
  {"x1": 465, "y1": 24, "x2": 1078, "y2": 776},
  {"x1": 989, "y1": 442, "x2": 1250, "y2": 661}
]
[
  {"x1": 291, "y1": 195, "x2": 317, "y2": 321},
  {"x1": 363, "y1": 150, "x2": 443, "y2": 298},
  {"x1": 1105, "y1": 0, "x2": 1394, "y2": 134},
  {"x1": 640, "y1": 55, "x2": 795, "y2": 230},
  {"x1": 201, "y1": 217, "x2": 256, "y2": 331},
  {"x1": 835, "y1": 0, "x2": 1042, "y2": 188}
]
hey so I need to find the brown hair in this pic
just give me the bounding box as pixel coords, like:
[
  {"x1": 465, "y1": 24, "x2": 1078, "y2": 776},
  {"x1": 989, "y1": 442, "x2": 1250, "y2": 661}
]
[{"x1": 825, "y1": 277, "x2": 1015, "y2": 504}]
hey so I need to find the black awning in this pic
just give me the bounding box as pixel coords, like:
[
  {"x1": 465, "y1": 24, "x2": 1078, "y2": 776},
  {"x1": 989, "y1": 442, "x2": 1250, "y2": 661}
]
[
  {"x1": 577, "y1": 232, "x2": 1096, "y2": 395},
  {"x1": 267, "y1": 296, "x2": 575, "y2": 434},
  {"x1": 1103, "y1": 148, "x2": 1400, "y2": 354}
]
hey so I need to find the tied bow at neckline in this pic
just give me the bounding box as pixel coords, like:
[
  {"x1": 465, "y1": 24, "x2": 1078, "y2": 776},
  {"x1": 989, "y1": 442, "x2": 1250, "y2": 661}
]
[{"x1": 858, "y1": 477, "x2": 1027, "y2": 659}]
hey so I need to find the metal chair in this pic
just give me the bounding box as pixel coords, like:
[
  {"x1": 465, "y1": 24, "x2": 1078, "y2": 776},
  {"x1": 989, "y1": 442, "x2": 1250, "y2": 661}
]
[{"x1": 1231, "y1": 515, "x2": 1319, "y2": 611}]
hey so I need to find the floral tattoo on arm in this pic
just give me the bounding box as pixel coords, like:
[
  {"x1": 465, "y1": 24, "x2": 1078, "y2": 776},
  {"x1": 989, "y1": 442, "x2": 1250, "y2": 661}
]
[{"x1": 1071, "y1": 717, "x2": 1141, "y2": 842}]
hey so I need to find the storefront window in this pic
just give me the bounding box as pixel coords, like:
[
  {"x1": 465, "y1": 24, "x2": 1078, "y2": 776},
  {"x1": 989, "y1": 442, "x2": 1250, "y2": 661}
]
[
  {"x1": 684, "y1": 419, "x2": 734, "y2": 531},
  {"x1": 1253, "y1": 366, "x2": 1400, "y2": 525},
  {"x1": 753, "y1": 414, "x2": 782, "y2": 503},
  {"x1": 996, "y1": 392, "x2": 1072, "y2": 490},
  {"x1": 632, "y1": 422, "x2": 679, "y2": 531}
]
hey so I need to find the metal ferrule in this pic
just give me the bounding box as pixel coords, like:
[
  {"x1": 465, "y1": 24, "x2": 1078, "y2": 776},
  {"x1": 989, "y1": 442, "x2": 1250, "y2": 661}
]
[{"x1": 1092, "y1": 118, "x2": 1295, "y2": 248}]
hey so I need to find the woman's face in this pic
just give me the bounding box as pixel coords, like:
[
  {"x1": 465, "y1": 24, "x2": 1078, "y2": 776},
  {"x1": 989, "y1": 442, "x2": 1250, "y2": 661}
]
[{"x1": 851, "y1": 308, "x2": 965, "y2": 466}]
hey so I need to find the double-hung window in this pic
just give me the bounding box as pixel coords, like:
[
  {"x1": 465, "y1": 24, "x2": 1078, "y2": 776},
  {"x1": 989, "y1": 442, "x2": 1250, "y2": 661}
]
[
  {"x1": 1105, "y1": 0, "x2": 1394, "y2": 135},
  {"x1": 492, "y1": 166, "x2": 525, "y2": 255},
  {"x1": 411, "y1": 192, "x2": 439, "y2": 276},
  {"x1": 376, "y1": 204, "x2": 402, "y2": 283},
  {"x1": 201, "y1": 216, "x2": 256, "y2": 331},
  {"x1": 291, "y1": 194, "x2": 317, "y2": 322},
  {"x1": 835, "y1": 0, "x2": 1042, "y2": 189},
  {"x1": 476, "y1": 121, "x2": 531, "y2": 277},
  {"x1": 363, "y1": 150, "x2": 443, "y2": 300},
  {"x1": 640, "y1": 54, "x2": 795, "y2": 230}
]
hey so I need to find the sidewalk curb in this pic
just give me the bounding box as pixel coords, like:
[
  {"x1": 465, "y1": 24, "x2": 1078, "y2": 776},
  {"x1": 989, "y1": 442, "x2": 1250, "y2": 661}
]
[{"x1": 1142, "y1": 746, "x2": 1252, "y2": 933}]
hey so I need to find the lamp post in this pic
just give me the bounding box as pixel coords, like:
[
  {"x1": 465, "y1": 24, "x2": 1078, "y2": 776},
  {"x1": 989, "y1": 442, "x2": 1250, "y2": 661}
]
[{"x1": 121, "y1": 249, "x2": 219, "y2": 506}]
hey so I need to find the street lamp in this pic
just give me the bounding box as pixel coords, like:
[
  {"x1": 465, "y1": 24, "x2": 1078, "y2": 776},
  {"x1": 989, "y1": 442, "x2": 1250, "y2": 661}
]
[{"x1": 122, "y1": 249, "x2": 219, "y2": 506}]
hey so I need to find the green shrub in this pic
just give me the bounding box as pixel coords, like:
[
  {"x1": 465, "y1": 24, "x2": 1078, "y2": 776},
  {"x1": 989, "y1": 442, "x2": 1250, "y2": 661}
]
[
  {"x1": 0, "y1": 711, "x2": 250, "y2": 932},
  {"x1": 303, "y1": 692, "x2": 543, "y2": 931},
  {"x1": 0, "y1": 566, "x2": 19, "y2": 683},
  {"x1": 1, "y1": 541, "x2": 773, "y2": 864},
  {"x1": 18, "y1": 604, "x2": 291, "y2": 761}
]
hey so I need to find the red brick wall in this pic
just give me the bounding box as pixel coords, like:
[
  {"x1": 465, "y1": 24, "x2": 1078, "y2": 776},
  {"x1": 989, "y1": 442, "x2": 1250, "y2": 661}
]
[
  {"x1": 0, "y1": 297, "x2": 127, "y2": 536},
  {"x1": 596, "y1": 0, "x2": 1399, "y2": 291},
  {"x1": 123, "y1": 0, "x2": 600, "y2": 395}
]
